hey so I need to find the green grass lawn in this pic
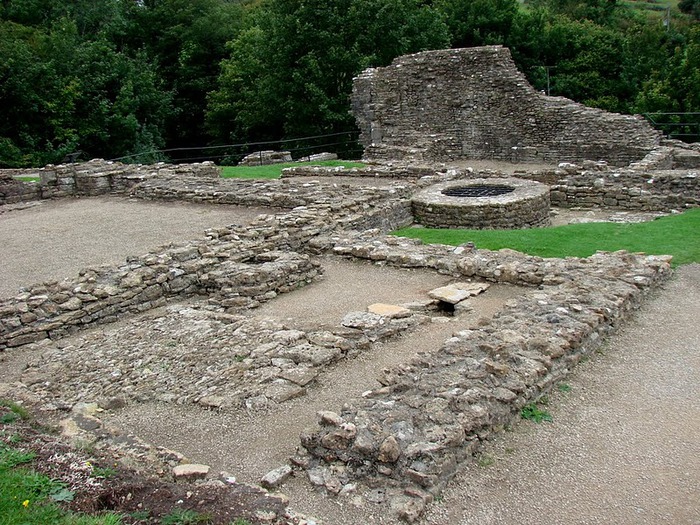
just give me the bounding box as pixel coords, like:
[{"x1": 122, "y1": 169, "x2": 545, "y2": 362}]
[
  {"x1": 1, "y1": 400, "x2": 121, "y2": 525},
  {"x1": 393, "y1": 208, "x2": 700, "y2": 266},
  {"x1": 221, "y1": 160, "x2": 365, "y2": 179},
  {"x1": 14, "y1": 176, "x2": 39, "y2": 182}
]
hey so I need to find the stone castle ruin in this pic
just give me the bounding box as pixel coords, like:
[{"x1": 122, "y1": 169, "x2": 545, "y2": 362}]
[
  {"x1": 1, "y1": 46, "x2": 699, "y2": 523},
  {"x1": 353, "y1": 46, "x2": 662, "y2": 166}
]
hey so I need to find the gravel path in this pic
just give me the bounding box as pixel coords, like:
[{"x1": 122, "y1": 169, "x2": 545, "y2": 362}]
[
  {"x1": 1, "y1": 196, "x2": 697, "y2": 524},
  {"x1": 422, "y1": 264, "x2": 700, "y2": 525}
]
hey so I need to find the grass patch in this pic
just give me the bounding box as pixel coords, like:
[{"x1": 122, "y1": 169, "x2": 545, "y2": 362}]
[
  {"x1": 393, "y1": 208, "x2": 700, "y2": 266},
  {"x1": 476, "y1": 454, "x2": 495, "y2": 467},
  {"x1": 13, "y1": 176, "x2": 39, "y2": 182},
  {"x1": 160, "y1": 509, "x2": 212, "y2": 524},
  {"x1": 0, "y1": 407, "x2": 122, "y2": 525},
  {"x1": 520, "y1": 403, "x2": 553, "y2": 423},
  {"x1": 220, "y1": 160, "x2": 365, "y2": 179},
  {"x1": 0, "y1": 399, "x2": 30, "y2": 421},
  {"x1": 0, "y1": 456, "x2": 122, "y2": 525}
]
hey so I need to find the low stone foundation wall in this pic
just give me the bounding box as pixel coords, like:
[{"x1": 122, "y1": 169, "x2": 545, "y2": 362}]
[
  {"x1": 0, "y1": 159, "x2": 221, "y2": 206},
  {"x1": 546, "y1": 168, "x2": 699, "y2": 210},
  {"x1": 0, "y1": 172, "x2": 41, "y2": 204},
  {"x1": 282, "y1": 149, "x2": 700, "y2": 213},
  {"x1": 239, "y1": 150, "x2": 292, "y2": 166},
  {"x1": 20, "y1": 297, "x2": 435, "y2": 411},
  {"x1": 0, "y1": 156, "x2": 680, "y2": 523},
  {"x1": 0, "y1": 177, "x2": 415, "y2": 350},
  {"x1": 411, "y1": 178, "x2": 550, "y2": 229},
  {"x1": 0, "y1": 249, "x2": 319, "y2": 349},
  {"x1": 296, "y1": 234, "x2": 672, "y2": 522}
]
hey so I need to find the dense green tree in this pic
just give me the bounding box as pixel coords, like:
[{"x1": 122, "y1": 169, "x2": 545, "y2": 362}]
[
  {"x1": 207, "y1": 0, "x2": 449, "y2": 144},
  {"x1": 435, "y1": 0, "x2": 519, "y2": 47},
  {"x1": 679, "y1": 0, "x2": 700, "y2": 20},
  {"x1": 526, "y1": 0, "x2": 623, "y2": 25},
  {"x1": 0, "y1": 21, "x2": 74, "y2": 166},
  {"x1": 1, "y1": 0, "x2": 698, "y2": 167},
  {"x1": 124, "y1": 0, "x2": 247, "y2": 148},
  {"x1": 0, "y1": 17, "x2": 171, "y2": 167},
  {"x1": 635, "y1": 27, "x2": 700, "y2": 114}
]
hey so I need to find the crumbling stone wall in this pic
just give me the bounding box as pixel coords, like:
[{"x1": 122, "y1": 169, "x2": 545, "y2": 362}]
[
  {"x1": 0, "y1": 171, "x2": 41, "y2": 204},
  {"x1": 0, "y1": 249, "x2": 319, "y2": 349},
  {"x1": 0, "y1": 159, "x2": 220, "y2": 206},
  {"x1": 239, "y1": 150, "x2": 292, "y2": 166},
  {"x1": 0, "y1": 176, "x2": 415, "y2": 349},
  {"x1": 297, "y1": 232, "x2": 672, "y2": 522},
  {"x1": 0, "y1": 160, "x2": 677, "y2": 522},
  {"x1": 352, "y1": 46, "x2": 662, "y2": 166}
]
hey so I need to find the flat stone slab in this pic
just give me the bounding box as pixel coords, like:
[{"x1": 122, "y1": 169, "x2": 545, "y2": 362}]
[
  {"x1": 264, "y1": 379, "x2": 305, "y2": 403},
  {"x1": 427, "y1": 285, "x2": 470, "y2": 304},
  {"x1": 367, "y1": 303, "x2": 412, "y2": 318},
  {"x1": 261, "y1": 464, "x2": 293, "y2": 489},
  {"x1": 428, "y1": 282, "x2": 490, "y2": 304},
  {"x1": 173, "y1": 463, "x2": 210, "y2": 481},
  {"x1": 341, "y1": 312, "x2": 384, "y2": 329},
  {"x1": 453, "y1": 282, "x2": 490, "y2": 295}
]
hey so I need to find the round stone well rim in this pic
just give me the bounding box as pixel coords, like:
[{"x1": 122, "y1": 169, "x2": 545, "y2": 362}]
[{"x1": 413, "y1": 177, "x2": 550, "y2": 207}]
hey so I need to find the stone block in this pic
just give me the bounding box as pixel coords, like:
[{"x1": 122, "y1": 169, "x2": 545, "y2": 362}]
[{"x1": 173, "y1": 463, "x2": 210, "y2": 481}]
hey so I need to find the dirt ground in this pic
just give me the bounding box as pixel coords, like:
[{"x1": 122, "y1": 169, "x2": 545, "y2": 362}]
[
  {"x1": 1, "y1": 195, "x2": 698, "y2": 524},
  {"x1": 0, "y1": 197, "x2": 272, "y2": 297}
]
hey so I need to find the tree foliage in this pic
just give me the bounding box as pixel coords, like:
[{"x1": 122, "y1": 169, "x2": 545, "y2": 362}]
[
  {"x1": 679, "y1": 0, "x2": 700, "y2": 20},
  {"x1": 0, "y1": 0, "x2": 698, "y2": 167},
  {"x1": 0, "y1": 1, "x2": 170, "y2": 166},
  {"x1": 207, "y1": 0, "x2": 449, "y2": 143}
]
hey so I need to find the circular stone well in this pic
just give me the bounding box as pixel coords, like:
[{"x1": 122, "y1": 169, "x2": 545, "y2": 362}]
[{"x1": 411, "y1": 177, "x2": 550, "y2": 229}]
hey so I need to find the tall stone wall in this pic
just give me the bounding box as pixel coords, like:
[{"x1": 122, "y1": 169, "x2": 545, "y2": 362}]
[{"x1": 352, "y1": 46, "x2": 662, "y2": 167}]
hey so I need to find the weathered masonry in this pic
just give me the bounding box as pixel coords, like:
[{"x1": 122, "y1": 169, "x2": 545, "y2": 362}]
[
  {"x1": 352, "y1": 46, "x2": 662, "y2": 166},
  {"x1": 0, "y1": 159, "x2": 685, "y2": 523}
]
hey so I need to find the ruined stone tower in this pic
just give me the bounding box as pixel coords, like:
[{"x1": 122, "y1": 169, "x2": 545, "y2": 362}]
[{"x1": 352, "y1": 46, "x2": 661, "y2": 166}]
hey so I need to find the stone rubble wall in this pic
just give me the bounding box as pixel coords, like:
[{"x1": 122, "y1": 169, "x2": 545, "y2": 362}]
[
  {"x1": 297, "y1": 152, "x2": 338, "y2": 162},
  {"x1": 0, "y1": 170, "x2": 42, "y2": 203},
  {"x1": 0, "y1": 177, "x2": 415, "y2": 350},
  {"x1": 352, "y1": 46, "x2": 662, "y2": 167},
  {"x1": 281, "y1": 164, "x2": 438, "y2": 180},
  {"x1": 131, "y1": 175, "x2": 415, "y2": 239},
  {"x1": 548, "y1": 170, "x2": 700, "y2": 210},
  {"x1": 1, "y1": 159, "x2": 678, "y2": 522},
  {"x1": 0, "y1": 247, "x2": 319, "y2": 350},
  {"x1": 296, "y1": 233, "x2": 672, "y2": 522},
  {"x1": 20, "y1": 300, "x2": 435, "y2": 412},
  {"x1": 513, "y1": 160, "x2": 700, "y2": 210},
  {"x1": 278, "y1": 160, "x2": 700, "y2": 215},
  {"x1": 629, "y1": 141, "x2": 700, "y2": 171},
  {"x1": 0, "y1": 159, "x2": 220, "y2": 206},
  {"x1": 238, "y1": 150, "x2": 292, "y2": 166}
]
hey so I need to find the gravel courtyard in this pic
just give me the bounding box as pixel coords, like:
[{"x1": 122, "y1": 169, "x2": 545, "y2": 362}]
[{"x1": 0, "y1": 196, "x2": 697, "y2": 524}]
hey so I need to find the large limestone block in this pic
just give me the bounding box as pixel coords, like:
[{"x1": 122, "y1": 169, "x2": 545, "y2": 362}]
[
  {"x1": 427, "y1": 285, "x2": 471, "y2": 304},
  {"x1": 367, "y1": 303, "x2": 412, "y2": 318},
  {"x1": 428, "y1": 282, "x2": 490, "y2": 304}
]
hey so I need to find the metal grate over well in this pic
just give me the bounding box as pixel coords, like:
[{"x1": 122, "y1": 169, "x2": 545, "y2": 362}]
[{"x1": 441, "y1": 185, "x2": 515, "y2": 198}]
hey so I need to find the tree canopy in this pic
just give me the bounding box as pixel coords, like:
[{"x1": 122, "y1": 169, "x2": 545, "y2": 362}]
[{"x1": 0, "y1": 0, "x2": 697, "y2": 167}]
